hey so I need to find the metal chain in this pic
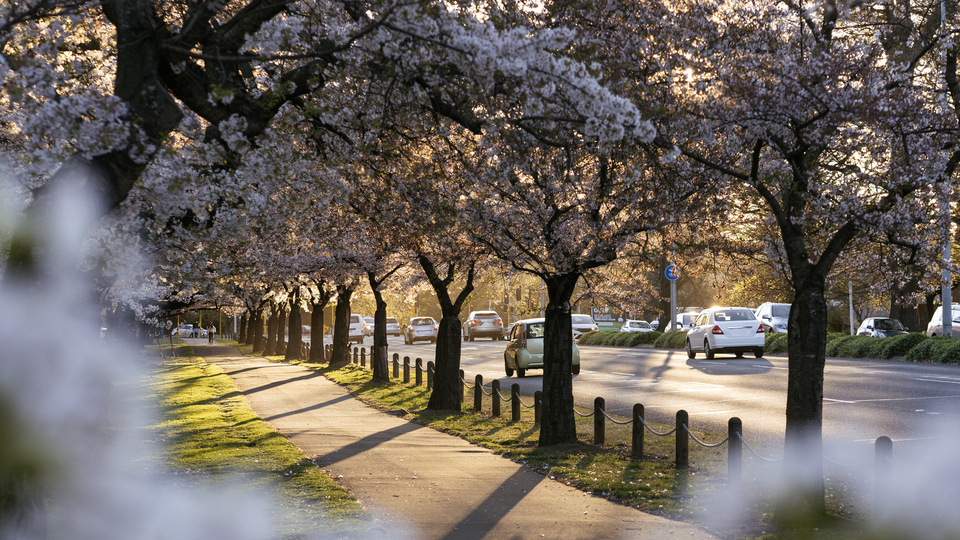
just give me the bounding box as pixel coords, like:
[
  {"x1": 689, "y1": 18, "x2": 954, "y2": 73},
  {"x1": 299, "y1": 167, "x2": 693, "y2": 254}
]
[
  {"x1": 497, "y1": 390, "x2": 512, "y2": 402},
  {"x1": 736, "y1": 432, "x2": 782, "y2": 463},
  {"x1": 824, "y1": 455, "x2": 875, "y2": 469},
  {"x1": 516, "y1": 395, "x2": 535, "y2": 409},
  {"x1": 573, "y1": 407, "x2": 595, "y2": 418},
  {"x1": 461, "y1": 376, "x2": 475, "y2": 389},
  {"x1": 682, "y1": 423, "x2": 729, "y2": 448},
  {"x1": 637, "y1": 415, "x2": 677, "y2": 437},
  {"x1": 600, "y1": 408, "x2": 634, "y2": 425},
  {"x1": 478, "y1": 384, "x2": 493, "y2": 396}
]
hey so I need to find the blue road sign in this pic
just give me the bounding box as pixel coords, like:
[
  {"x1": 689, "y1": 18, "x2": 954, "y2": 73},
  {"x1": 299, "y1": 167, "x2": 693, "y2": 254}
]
[{"x1": 665, "y1": 264, "x2": 680, "y2": 280}]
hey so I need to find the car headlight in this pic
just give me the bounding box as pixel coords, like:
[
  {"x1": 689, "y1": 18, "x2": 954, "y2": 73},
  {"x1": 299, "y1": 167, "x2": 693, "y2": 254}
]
[{"x1": 774, "y1": 323, "x2": 787, "y2": 330}]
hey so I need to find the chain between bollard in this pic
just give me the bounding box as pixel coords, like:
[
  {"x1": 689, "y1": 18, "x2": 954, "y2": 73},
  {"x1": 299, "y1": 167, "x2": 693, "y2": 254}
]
[
  {"x1": 637, "y1": 415, "x2": 678, "y2": 437},
  {"x1": 573, "y1": 407, "x2": 595, "y2": 418},
  {"x1": 681, "y1": 423, "x2": 729, "y2": 448},
  {"x1": 735, "y1": 432, "x2": 782, "y2": 463},
  {"x1": 600, "y1": 408, "x2": 635, "y2": 425}
]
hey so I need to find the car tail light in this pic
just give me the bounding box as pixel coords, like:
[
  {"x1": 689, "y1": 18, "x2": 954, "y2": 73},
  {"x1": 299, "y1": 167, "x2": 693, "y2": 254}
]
[
  {"x1": 520, "y1": 332, "x2": 527, "y2": 349},
  {"x1": 711, "y1": 325, "x2": 724, "y2": 335},
  {"x1": 756, "y1": 325, "x2": 764, "y2": 334},
  {"x1": 470, "y1": 320, "x2": 481, "y2": 325},
  {"x1": 495, "y1": 318, "x2": 502, "y2": 324},
  {"x1": 434, "y1": 325, "x2": 439, "y2": 331},
  {"x1": 407, "y1": 326, "x2": 414, "y2": 331}
]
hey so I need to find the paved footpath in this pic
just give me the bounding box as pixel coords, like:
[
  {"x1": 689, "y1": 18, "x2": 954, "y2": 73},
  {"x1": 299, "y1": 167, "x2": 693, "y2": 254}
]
[{"x1": 191, "y1": 343, "x2": 720, "y2": 540}]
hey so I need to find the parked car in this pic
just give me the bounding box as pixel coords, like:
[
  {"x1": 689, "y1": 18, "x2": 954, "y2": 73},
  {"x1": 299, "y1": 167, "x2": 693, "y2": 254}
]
[
  {"x1": 620, "y1": 320, "x2": 653, "y2": 332},
  {"x1": 571, "y1": 314, "x2": 599, "y2": 337},
  {"x1": 463, "y1": 311, "x2": 504, "y2": 341},
  {"x1": 404, "y1": 317, "x2": 438, "y2": 344},
  {"x1": 686, "y1": 307, "x2": 765, "y2": 359},
  {"x1": 755, "y1": 302, "x2": 790, "y2": 333},
  {"x1": 362, "y1": 317, "x2": 375, "y2": 336},
  {"x1": 857, "y1": 318, "x2": 909, "y2": 338},
  {"x1": 385, "y1": 317, "x2": 401, "y2": 336},
  {"x1": 173, "y1": 324, "x2": 194, "y2": 338},
  {"x1": 503, "y1": 318, "x2": 581, "y2": 377},
  {"x1": 653, "y1": 312, "x2": 698, "y2": 332},
  {"x1": 926, "y1": 303, "x2": 960, "y2": 339},
  {"x1": 346, "y1": 314, "x2": 365, "y2": 344}
]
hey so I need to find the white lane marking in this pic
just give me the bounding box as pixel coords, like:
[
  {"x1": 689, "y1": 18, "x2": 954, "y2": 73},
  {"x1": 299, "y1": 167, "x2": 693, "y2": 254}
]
[
  {"x1": 611, "y1": 372, "x2": 636, "y2": 376},
  {"x1": 693, "y1": 409, "x2": 742, "y2": 416},
  {"x1": 824, "y1": 398, "x2": 857, "y2": 404},
  {"x1": 913, "y1": 377, "x2": 960, "y2": 385}
]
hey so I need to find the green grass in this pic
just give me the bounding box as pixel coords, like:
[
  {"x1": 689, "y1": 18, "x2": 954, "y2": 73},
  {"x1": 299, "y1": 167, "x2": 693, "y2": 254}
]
[{"x1": 139, "y1": 356, "x2": 372, "y2": 539}]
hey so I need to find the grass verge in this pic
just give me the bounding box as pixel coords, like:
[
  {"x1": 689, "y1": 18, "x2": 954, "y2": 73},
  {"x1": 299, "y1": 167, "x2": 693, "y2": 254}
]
[{"x1": 139, "y1": 349, "x2": 373, "y2": 539}]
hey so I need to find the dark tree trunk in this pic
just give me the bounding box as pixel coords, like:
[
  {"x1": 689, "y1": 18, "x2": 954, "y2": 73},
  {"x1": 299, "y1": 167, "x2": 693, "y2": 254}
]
[
  {"x1": 538, "y1": 272, "x2": 580, "y2": 446},
  {"x1": 310, "y1": 286, "x2": 331, "y2": 362},
  {"x1": 264, "y1": 303, "x2": 279, "y2": 356},
  {"x1": 368, "y1": 272, "x2": 391, "y2": 382},
  {"x1": 330, "y1": 285, "x2": 353, "y2": 366},
  {"x1": 276, "y1": 306, "x2": 287, "y2": 356},
  {"x1": 419, "y1": 256, "x2": 474, "y2": 412},
  {"x1": 286, "y1": 290, "x2": 303, "y2": 361},
  {"x1": 780, "y1": 269, "x2": 828, "y2": 522},
  {"x1": 238, "y1": 313, "x2": 247, "y2": 343},
  {"x1": 252, "y1": 308, "x2": 265, "y2": 351},
  {"x1": 890, "y1": 277, "x2": 919, "y2": 332}
]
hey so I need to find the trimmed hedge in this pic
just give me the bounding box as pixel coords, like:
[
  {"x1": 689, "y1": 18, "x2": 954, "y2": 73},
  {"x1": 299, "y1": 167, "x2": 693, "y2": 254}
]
[{"x1": 577, "y1": 328, "x2": 960, "y2": 364}]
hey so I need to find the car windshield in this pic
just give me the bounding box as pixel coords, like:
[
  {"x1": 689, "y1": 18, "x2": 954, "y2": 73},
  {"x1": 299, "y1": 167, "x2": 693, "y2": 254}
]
[
  {"x1": 525, "y1": 323, "x2": 545, "y2": 339},
  {"x1": 572, "y1": 315, "x2": 594, "y2": 324},
  {"x1": 350, "y1": 315, "x2": 360, "y2": 323},
  {"x1": 875, "y1": 319, "x2": 905, "y2": 331},
  {"x1": 771, "y1": 305, "x2": 790, "y2": 318},
  {"x1": 386, "y1": 318, "x2": 398, "y2": 324},
  {"x1": 476, "y1": 313, "x2": 499, "y2": 320},
  {"x1": 714, "y1": 309, "x2": 755, "y2": 321},
  {"x1": 412, "y1": 318, "x2": 434, "y2": 325}
]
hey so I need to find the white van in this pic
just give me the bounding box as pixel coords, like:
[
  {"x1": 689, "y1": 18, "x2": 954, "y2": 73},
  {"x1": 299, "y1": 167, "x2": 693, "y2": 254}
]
[{"x1": 926, "y1": 304, "x2": 960, "y2": 339}]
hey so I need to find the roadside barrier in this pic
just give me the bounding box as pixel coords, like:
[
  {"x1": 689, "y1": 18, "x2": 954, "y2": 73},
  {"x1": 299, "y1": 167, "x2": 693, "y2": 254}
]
[{"x1": 337, "y1": 349, "x2": 894, "y2": 504}]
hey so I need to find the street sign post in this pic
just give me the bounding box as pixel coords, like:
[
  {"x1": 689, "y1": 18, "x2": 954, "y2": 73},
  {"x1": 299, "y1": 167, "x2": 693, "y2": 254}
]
[{"x1": 666, "y1": 264, "x2": 679, "y2": 331}]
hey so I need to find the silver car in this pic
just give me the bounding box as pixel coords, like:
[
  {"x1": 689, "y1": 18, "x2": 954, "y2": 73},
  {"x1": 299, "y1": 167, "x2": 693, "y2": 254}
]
[
  {"x1": 463, "y1": 311, "x2": 504, "y2": 341},
  {"x1": 571, "y1": 314, "x2": 599, "y2": 337},
  {"x1": 385, "y1": 317, "x2": 401, "y2": 336},
  {"x1": 504, "y1": 318, "x2": 581, "y2": 377},
  {"x1": 620, "y1": 320, "x2": 653, "y2": 332},
  {"x1": 404, "y1": 317, "x2": 438, "y2": 344}
]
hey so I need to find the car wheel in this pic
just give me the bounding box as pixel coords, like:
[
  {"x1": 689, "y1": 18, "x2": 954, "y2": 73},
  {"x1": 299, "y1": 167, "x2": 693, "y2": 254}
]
[
  {"x1": 517, "y1": 368, "x2": 525, "y2": 378},
  {"x1": 686, "y1": 339, "x2": 695, "y2": 359},
  {"x1": 704, "y1": 340, "x2": 715, "y2": 360},
  {"x1": 755, "y1": 348, "x2": 764, "y2": 358},
  {"x1": 735, "y1": 352, "x2": 743, "y2": 358},
  {"x1": 469, "y1": 334, "x2": 474, "y2": 342},
  {"x1": 430, "y1": 338, "x2": 436, "y2": 344},
  {"x1": 505, "y1": 366, "x2": 514, "y2": 377},
  {"x1": 572, "y1": 364, "x2": 580, "y2": 375}
]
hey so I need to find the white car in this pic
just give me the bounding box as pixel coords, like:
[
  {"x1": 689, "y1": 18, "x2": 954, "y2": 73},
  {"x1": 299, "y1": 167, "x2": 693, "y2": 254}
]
[
  {"x1": 755, "y1": 302, "x2": 790, "y2": 333},
  {"x1": 686, "y1": 307, "x2": 765, "y2": 359},
  {"x1": 926, "y1": 303, "x2": 960, "y2": 339},
  {"x1": 503, "y1": 318, "x2": 580, "y2": 377},
  {"x1": 620, "y1": 320, "x2": 653, "y2": 332},
  {"x1": 571, "y1": 314, "x2": 599, "y2": 337},
  {"x1": 463, "y1": 311, "x2": 504, "y2": 341},
  {"x1": 346, "y1": 314, "x2": 364, "y2": 344}
]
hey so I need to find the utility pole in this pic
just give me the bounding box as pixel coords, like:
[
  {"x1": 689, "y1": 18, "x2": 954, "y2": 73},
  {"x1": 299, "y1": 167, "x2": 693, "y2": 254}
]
[{"x1": 943, "y1": 0, "x2": 953, "y2": 338}]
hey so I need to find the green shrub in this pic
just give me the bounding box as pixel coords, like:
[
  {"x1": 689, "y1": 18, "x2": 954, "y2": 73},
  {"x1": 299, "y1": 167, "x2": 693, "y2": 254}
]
[
  {"x1": 654, "y1": 330, "x2": 688, "y2": 349},
  {"x1": 905, "y1": 337, "x2": 960, "y2": 363},
  {"x1": 825, "y1": 335, "x2": 856, "y2": 357},
  {"x1": 878, "y1": 333, "x2": 927, "y2": 359},
  {"x1": 576, "y1": 331, "x2": 606, "y2": 345},
  {"x1": 764, "y1": 333, "x2": 789, "y2": 353},
  {"x1": 611, "y1": 332, "x2": 634, "y2": 346},
  {"x1": 825, "y1": 332, "x2": 848, "y2": 343},
  {"x1": 631, "y1": 331, "x2": 662, "y2": 345}
]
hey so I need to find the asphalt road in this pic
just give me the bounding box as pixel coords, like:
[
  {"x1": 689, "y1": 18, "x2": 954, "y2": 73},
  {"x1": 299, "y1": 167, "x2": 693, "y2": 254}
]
[{"x1": 335, "y1": 335, "x2": 960, "y2": 464}]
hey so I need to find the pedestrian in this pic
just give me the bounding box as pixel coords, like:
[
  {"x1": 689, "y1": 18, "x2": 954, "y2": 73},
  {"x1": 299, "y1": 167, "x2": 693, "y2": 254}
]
[{"x1": 208, "y1": 324, "x2": 215, "y2": 344}]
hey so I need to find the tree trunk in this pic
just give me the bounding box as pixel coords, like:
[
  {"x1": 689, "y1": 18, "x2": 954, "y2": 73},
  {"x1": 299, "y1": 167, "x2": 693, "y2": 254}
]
[
  {"x1": 276, "y1": 306, "x2": 287, "y2": 356},
  {"x1": 264, "y1": 303, "x2": 279, "y2": 356},
  {"x1": 779, "y1": 270, "x2": 828, "y2": 524},
  {"x1": 890, "y1": 276, "x2": 919, "y2": 332},
  {"x1": 538, "y1": 272, "x2": 580, "y2": 446},
  {"x1": 310, "y1": 290, "x2": 330, "y2": 362},
  {"x1": 370, "y1": 287, "x2": 390, "y2": 382},
  {"x1": 252, "y1": 308, "x2": 265, "y2": 352},
  {"x1": 418, "y1": 255, "x2": 474, "y2": 412},
  {"x1": 330, "y1": 286, "x2": 352, "y2": 366},
  {"x1": 285, "y1": 290, "x2": 302, "y2": 361},
  {"x1": 238, "y1": 313, "x2": 247, "y2": 343}
]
